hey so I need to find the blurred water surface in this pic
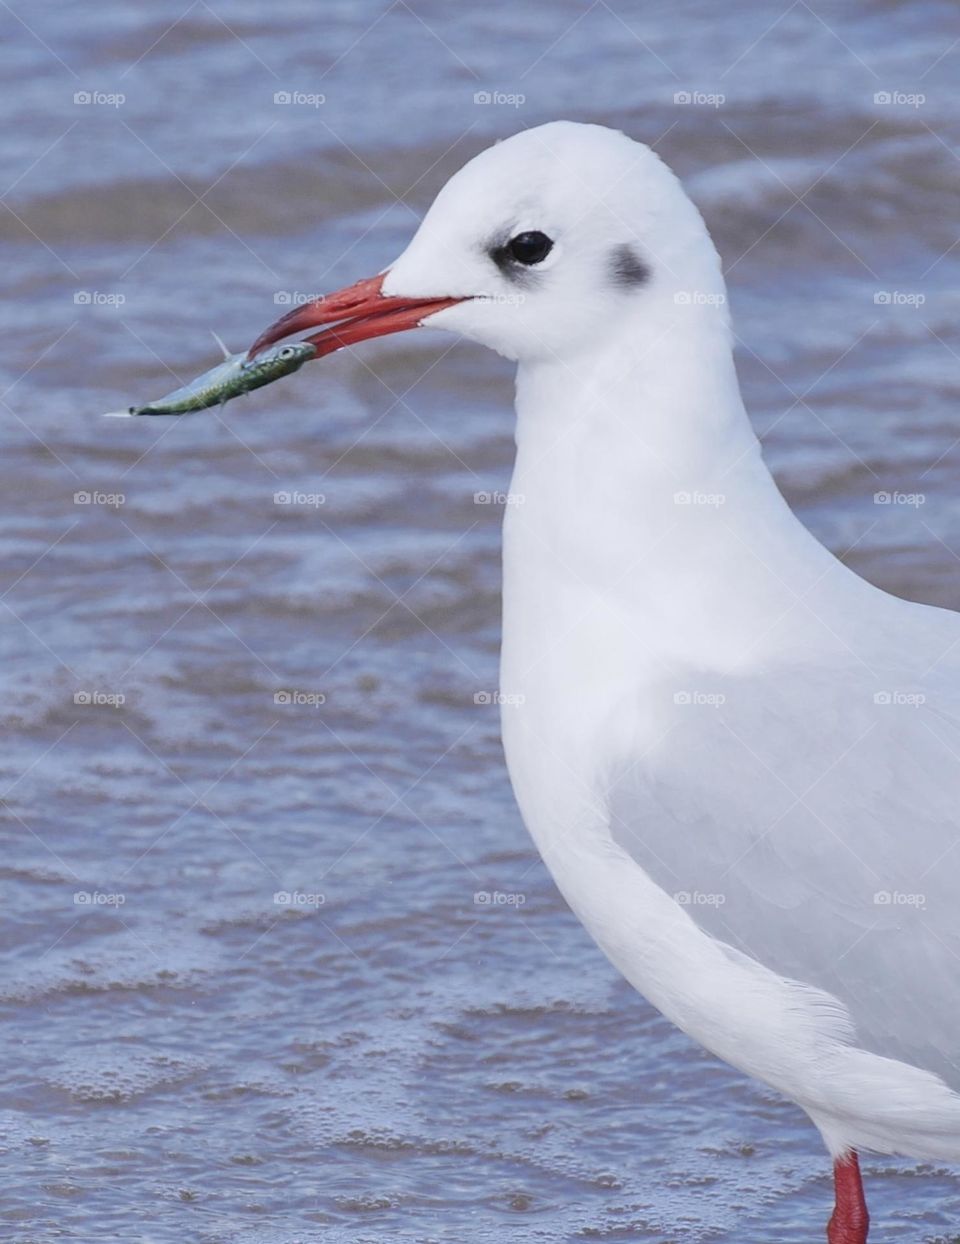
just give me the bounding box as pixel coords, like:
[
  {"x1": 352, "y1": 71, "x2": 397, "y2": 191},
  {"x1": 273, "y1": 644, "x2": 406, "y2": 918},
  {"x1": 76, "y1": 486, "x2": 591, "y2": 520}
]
[{"x1": 3, "y1": 2, "x2": 960, "y2": 1240}]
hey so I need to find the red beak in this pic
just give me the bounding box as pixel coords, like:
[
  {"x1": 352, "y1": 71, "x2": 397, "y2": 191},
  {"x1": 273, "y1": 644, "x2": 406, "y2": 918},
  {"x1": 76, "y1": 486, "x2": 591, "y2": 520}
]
[{"x1": 246, "y1": 273, "x2": 462, "y2": 361}]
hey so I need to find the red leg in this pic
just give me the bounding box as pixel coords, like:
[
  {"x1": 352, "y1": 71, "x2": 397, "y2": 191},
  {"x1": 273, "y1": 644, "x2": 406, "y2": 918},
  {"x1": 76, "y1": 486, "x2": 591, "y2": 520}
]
[{"x1": 827, "y1": 1152, "x2": 869, "y2": 1244}]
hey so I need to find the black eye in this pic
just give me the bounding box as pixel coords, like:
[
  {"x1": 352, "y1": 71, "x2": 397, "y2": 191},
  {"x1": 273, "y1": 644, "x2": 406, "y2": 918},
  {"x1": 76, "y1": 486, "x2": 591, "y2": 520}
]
[
  {"x1": 507, "y1": 231, "x2": 553, "y2": 265},
  {"x1": 278, "y1": 345, "x2": 296, "y2": 358}
]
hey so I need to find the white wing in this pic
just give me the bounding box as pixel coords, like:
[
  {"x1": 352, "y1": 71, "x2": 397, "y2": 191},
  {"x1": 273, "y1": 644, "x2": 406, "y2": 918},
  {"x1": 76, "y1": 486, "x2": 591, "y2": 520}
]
[{"x1": 608, "y1": 644, "x2": 960, "y2": 1089}]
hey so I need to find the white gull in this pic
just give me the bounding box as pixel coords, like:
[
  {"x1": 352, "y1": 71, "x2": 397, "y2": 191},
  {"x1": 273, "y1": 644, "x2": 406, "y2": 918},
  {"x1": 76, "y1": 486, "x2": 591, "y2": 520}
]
[{"x1": 249, "y1": 121, "x2": 960, "y2": 1242}]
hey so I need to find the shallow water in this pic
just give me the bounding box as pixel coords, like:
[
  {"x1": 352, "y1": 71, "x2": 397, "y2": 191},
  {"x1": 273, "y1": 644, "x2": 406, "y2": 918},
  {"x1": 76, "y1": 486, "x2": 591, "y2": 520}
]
[{"x1": 3, "y1": 1, "x2": 960, "y2": 1239}]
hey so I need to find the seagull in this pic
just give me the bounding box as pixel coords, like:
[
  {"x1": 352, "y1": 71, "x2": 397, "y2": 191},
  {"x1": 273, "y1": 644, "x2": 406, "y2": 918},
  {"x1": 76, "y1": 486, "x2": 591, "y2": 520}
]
[{"x1": 248, "y1": 121, "x2": 960, "y2": 1242}]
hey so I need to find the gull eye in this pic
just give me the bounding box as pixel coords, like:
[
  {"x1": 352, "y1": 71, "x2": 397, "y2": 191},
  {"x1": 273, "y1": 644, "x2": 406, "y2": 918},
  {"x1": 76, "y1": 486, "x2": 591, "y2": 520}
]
[{"x1": 507, "y1": 231, "x2": 553, "y2": 265}]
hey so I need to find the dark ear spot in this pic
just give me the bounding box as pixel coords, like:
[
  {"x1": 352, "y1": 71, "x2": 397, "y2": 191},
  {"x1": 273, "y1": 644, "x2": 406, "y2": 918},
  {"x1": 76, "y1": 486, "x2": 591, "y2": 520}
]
[{"x1": 610, "y1": 244, "x2": 649, "y2": 288}]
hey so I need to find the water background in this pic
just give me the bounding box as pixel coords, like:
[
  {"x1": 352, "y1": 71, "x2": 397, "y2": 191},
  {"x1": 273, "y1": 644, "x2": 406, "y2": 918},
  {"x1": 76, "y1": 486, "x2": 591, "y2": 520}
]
[{"x1": 3, "y1": 2, "x2": 960, "y2": 1239}]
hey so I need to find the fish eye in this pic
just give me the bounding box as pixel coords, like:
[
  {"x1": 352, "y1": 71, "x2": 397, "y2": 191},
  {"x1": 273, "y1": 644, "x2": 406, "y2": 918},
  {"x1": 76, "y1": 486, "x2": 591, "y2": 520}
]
[
  {"x1": 507, "y1": 231, "x2": 553, "y2": 265},
  {"x1": 278, "y1": 345, "x2": 297, "y2": 358}
]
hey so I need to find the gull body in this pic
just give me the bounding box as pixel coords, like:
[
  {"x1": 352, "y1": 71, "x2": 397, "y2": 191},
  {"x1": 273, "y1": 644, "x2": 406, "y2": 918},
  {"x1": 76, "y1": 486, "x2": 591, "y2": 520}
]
[{"x1": 250, "y1": 121, "x2": 960, "y2": 1239}]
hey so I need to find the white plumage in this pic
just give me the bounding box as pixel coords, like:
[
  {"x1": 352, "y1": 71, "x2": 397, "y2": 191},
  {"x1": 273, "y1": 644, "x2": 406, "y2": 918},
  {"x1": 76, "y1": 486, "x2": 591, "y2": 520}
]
[
  {"x1": 246, "y1": 118, "x2": 959, "y2": 1235},
  {"x1": 384, "y1": 121, "x2": 960, "y2": 1168}
]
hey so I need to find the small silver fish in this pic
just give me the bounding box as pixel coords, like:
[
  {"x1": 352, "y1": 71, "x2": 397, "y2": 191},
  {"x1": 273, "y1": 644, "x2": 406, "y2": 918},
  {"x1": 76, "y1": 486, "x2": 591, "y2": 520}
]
[{"x1": 105, "y1": 337, "x2": 316, "y2": 417}]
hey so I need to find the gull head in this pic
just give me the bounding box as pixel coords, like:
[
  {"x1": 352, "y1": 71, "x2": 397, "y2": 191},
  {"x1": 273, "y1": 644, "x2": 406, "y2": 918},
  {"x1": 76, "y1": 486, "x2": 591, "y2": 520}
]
[
  {"x1": 386, "y1": 121, "x2": 729, "y2": 361},
  {"x1": 248, "y1": 121, "x2": 728, "y2": 367}
]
